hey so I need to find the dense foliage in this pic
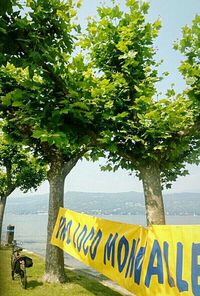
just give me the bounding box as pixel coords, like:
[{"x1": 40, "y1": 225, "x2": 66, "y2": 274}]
[
  {"x1": 78, "y1": 0, "x2": 200, "y2": 224},
  {"x1": 81, "y1": 0, "x2": 200, "y2": 187},
  {"x1": 0, "y1": 0, "x2": 97, "y2": 158}
]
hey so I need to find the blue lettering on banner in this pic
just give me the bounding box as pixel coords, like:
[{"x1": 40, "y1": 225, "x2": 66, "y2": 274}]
[
  {"x1": 134, "y1": 246, "x2": 146, "y2": 285},
  {"x1": 55, "y1": 216, "x2": 72, "y2": 243},
  {"x1": 77, "y1": 225, "x2": 88, "y2": 252},
  {"x1": 83, "y1": 227, "x2": 95, "y2": 256},
  {"x1": 73, "y1": 223, "x2": 80, "y2": 248},
  {"x1": 56, "y1": 216, "x2": 66, "y2": 240},
  {"x1": 176, "y1": 242, "x2": 188, "y2": 292},
  {"x1": 125, "y1": 239, "x2": 137, "y2": 278},
  {"x1": 192, "y1": 243, "x2": 200, "y2": 296},
  {"x1": 65, "y1": 220, "x2": 72, "y2": 244},
  {"x1": 60, "y1": 222, "x2": 67, "y2": 241},
  {"x1": 163, "y1": 241, "x2": 175, "y2": 287},
  {"x1": 145, "y1": 240, "x2": 163, "y2": 288},
  {"x1": 117, "y1": 236, "x2": 129, "y2": 273},
  {"x1": 89, "y1": 229, "x2": 102, "y2": 260},
  {"x1": 104, "y1": 233, "x2": 119, "y2": 267}
]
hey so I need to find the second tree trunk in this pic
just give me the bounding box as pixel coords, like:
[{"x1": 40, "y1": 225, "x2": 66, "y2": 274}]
[{"x1": 140, "y1": 162, "x2": 166, "y2": 225}]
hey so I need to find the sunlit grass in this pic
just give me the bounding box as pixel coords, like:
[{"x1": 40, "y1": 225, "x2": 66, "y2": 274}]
[{"x1": 0, "y1": 247, "x2": 126, "y2": 296}]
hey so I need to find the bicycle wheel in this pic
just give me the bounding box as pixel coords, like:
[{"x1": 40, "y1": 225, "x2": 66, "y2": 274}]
[
  {"x1": 20, "y1": 270, "x2": 27, "y2": 289},
  {"x1": 11, "y1": 256, "x2": 15, "y2": 280}
]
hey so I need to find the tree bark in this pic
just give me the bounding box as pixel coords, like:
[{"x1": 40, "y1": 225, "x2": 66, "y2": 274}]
[
  {"x1": 140, "y1": 162, "x2": 166, "y2": 225},
  {"x1": 0, "y1": 196, "x2": 7, "y2": 245},
  {"x1": 43, "y1": 156, "x2": 79, "y2": 283}
]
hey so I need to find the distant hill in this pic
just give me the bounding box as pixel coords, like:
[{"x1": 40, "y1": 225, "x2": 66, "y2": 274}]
[{"x1": 5, "y1": 191, "x2": 200, "y2": 216}]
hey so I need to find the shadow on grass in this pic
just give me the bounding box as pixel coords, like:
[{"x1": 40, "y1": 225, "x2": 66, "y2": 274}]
[
  {"x1": 27, "y1": 280, "x2": 43, "y2": 289},
  {"x1": 66, "y1": 269, "x2": 124, "y2": 296}
]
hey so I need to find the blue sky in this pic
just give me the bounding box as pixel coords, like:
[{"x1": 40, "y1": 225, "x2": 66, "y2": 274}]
[{"x1": 13, "y1": 0, "x2": 200, "y2": 196}]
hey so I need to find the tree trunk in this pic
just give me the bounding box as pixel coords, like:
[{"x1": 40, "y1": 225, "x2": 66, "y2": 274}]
[
  {"x1": 140, "y1": 162, "x2": 165, "y2": 225},
  {"x1": 43, "y1": 156, "x2": 79, "y2": 283},
  {"x1": 0, "y1": 196, "x2": 7, "y2": 245}
]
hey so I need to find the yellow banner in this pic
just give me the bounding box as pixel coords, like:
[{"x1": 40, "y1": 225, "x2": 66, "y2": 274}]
[{"x1": 51, "y1": 208, "x2": 200, "y2": 296}]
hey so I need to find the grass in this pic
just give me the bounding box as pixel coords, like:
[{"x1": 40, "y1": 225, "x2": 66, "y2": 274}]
[{"x1": 0, "y1": 247, "x2": 126, "y2": 296}]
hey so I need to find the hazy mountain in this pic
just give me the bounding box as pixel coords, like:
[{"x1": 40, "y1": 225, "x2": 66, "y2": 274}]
[{"x1": 5, "y1": 191, "x2": 200, "y2": 216}]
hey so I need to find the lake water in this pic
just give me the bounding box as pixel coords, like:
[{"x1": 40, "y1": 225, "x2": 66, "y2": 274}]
[{"x1": 2, "y1": 213, "x2": 200, "y2": 271}]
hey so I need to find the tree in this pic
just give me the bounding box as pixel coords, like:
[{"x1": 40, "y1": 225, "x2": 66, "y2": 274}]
[
  {"x1": 0, "y1": 0, "x2": 99, "y2": 283},
  {"x1": 81, "y1": 0, "x2": 200, "y2": 225},
  {"x1": 0, "y1": 131, "x2": 46, "y2": 245}
]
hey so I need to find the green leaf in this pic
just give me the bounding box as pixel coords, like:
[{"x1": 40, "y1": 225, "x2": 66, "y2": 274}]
[
  {"x1": 32, "y1": 130, "x2": 46, "y2": 139},
  {"x1": 12, "y1": 101, "x2": 24, "y2": 107},
  {"x1": 71, "y1": 102, "x2": 89, "y2": 111},
  {"x1": 141, "y1": 2, "x2": 150, "y2": 14},
  {"x1": 114, "y1": 112, "x2": 129, "y2": 120},
  {"x1": 2, "y1": 92, "x2": 12, "y2": 106}
]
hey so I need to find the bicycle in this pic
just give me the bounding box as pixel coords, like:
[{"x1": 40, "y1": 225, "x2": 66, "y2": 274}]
[{"x1": 11, "y1": 241, "x2": 33, "y2": 289}]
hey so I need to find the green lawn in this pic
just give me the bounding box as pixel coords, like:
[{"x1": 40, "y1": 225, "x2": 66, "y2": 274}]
[{"x1": 0, "y1": 247, "x2": 126, "y2": 296}]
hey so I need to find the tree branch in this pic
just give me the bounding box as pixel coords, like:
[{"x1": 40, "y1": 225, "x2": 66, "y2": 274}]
[{"x1": 42, "y1": 63, "x2": 69, "y2": 97}]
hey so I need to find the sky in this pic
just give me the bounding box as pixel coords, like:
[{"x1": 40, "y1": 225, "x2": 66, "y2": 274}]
[{"x1": 13, "y1": 0, "x2": 200, "y2": 197}]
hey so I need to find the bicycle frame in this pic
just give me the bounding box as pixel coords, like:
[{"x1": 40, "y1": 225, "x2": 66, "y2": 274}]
[{"x1": 11, "y1": 243, "x2": 27, "y2": 289}]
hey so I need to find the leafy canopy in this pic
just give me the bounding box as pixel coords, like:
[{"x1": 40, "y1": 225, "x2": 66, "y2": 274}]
[
  {"x1": 80, "y1": 0, "x2": 200, "y2": 188},
  {"x1": 0, "y1": 0, "x2": 99, "y2": 163}
]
